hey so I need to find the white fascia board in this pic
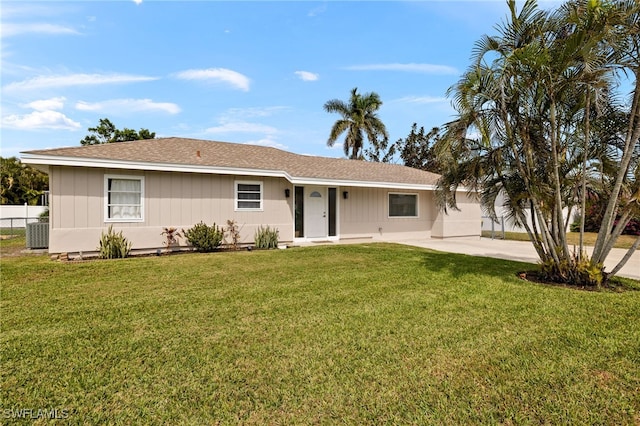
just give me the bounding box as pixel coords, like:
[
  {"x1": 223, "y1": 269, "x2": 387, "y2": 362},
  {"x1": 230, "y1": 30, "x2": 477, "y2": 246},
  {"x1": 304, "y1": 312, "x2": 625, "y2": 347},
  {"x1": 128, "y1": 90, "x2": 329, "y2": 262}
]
[
  {"x1": 289, "y1": 176, "x2": 437, "y2": 191},
  {"x1": 20, "y1": 154, "x2": 291, "y2": 180},
  {"x1": 20, "y1": 153, "x2": 451, "y2": 191}
]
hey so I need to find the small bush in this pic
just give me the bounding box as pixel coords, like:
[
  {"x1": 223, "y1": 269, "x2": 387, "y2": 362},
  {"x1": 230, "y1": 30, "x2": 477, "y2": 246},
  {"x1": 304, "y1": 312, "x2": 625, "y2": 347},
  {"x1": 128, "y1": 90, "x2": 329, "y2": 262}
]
[
  {"x1": 161, "y1": 227, "x2": 182, "y2": 252},
  {"x1": 38, "y1": 208, "x2": 49, "y2": 223},
  {"x1": 183, "y1": 222, "x2": 223, "y2": 252},
  {"x1": 225, "y1": 219, "x2": 241, "y2": 250},
  {"x1": 254, "y1": 225, "x2": 279, "y2": 249},
  {"x1": 98, "y1": 225, "x2": 132, "y2": 259},
  {"x1": 539, "y1": 253, "x2": 604, "y2": 287},
  {"x1": 571, "y1": 203, "x2": 640, "y2": 236}
]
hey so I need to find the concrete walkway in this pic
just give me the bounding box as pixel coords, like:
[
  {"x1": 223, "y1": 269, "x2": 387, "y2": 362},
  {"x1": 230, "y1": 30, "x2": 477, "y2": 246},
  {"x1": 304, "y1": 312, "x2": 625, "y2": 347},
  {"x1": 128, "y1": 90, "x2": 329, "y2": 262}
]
[{"x1": 395, "y1": 237, "x2": 639, "y2": 280}]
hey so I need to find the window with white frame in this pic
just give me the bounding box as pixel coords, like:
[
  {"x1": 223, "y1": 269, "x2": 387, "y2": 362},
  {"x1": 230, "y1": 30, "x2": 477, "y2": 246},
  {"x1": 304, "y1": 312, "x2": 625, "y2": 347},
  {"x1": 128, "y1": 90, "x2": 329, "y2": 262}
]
[
  {"x1": 105, "y1": 175, "x2": 144, "y2": 222},
  {"x1": 388, "y1": 193, "x2": 418, "y2": 217},
  {"x1": 235, "y1": 181, "x2": 263, "y2": 210}
]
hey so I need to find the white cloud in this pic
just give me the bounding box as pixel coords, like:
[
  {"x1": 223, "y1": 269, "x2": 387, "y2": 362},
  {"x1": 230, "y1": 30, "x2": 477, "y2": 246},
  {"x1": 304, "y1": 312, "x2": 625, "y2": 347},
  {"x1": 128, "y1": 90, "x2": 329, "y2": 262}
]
[
  {"x1": 294, "y1": 71, "x2": 319, "y2": 81},
  {"x1": 174, "y1": 68, "x2": 250, "y2": 91},
  {"x1": 1, "y1": 3, "x2": 71, "y2": 18},
  {"x1": 2, "y1": 23, "x2": 80, "y2": 37},
  {"x1": 2, "y1": 110, "x2": 80, "y2": 130},
  {"x1": 205, "y1": 121, "x2": 277, "y2": 135},
  {"x1": 3, "y1": 73, "x2": 158, "y2": 92},
  {"x1": 221, "y1": 106, "x2": 288, "y2": 120},
  {"x1": 308, "y1": 4, "x2": 327, "y2": 17},
  {"x1": 75, "y1": 98, "x2": 181, "y2": 114},
  {"x1": 326, "y1": 142, "x2": 344, "y2": 152},
  {"x1": 345, "y1": 63, "x2": 458, "y2": 75},
  {"x1": 133, "y1": 0, "x2": 143, "y2": 4},
  {"x1": 393, "y1": 96, "x2": 448, "y2": 104},
  {"x1": 244, "y1": 138, "x2": 288, "y2": 150},
  {"x1": 0, "y1": 62, "x2": 41, "y2": 77},
  {"x1": 204, "y1": 107, "x2": 284, "y2": 138},
  {"x1": 23, "y1": 97, "x2": 67, "y2": 111}
]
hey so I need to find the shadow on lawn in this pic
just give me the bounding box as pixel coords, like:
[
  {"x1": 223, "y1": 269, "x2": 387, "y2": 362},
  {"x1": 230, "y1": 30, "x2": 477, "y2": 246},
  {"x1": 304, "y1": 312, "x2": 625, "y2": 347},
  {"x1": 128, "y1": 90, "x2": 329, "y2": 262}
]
[
  {"x1": 301, "y1": 242, "x2": 531, "y2": 285},
  {"x1": 416, "y1": 247, "x2": 532, "y2": 283},
  {"x1": 411, "y1": 245, "x2": 640, "y2": 292}
]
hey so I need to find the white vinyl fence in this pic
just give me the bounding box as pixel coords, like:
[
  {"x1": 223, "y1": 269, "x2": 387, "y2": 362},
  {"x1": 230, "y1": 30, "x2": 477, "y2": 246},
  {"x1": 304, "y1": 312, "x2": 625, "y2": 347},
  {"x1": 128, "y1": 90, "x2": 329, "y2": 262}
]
[
  {"x1": 0, "y1": 205, "x2": 48, "y2": 238},
  {"x1": 0, "y1": 205, "x2": 47, "y2": 226},
  {"x1": 483, "y1": 192, "x2": 571, "y2": 238}
]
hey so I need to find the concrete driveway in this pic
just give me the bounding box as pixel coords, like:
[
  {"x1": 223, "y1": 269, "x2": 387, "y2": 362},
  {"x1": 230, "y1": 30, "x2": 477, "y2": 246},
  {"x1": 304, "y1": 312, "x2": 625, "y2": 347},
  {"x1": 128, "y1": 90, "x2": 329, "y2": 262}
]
[{"x1": 396, "y1": 237, "x2": 640, "y2": 280}]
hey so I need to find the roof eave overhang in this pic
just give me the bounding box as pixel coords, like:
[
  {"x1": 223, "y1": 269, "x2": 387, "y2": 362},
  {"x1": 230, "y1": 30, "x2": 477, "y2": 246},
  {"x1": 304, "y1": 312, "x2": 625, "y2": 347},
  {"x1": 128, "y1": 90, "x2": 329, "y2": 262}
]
[
  {"x1": 20, "y1": 154, "x2": 289, "y2": 179},
  {"x1": 20, "y1": 154, "x2": 451, "y2": 191},
  {"x1": 289, "y1": 176, "x2": 437, "y2": 191}
]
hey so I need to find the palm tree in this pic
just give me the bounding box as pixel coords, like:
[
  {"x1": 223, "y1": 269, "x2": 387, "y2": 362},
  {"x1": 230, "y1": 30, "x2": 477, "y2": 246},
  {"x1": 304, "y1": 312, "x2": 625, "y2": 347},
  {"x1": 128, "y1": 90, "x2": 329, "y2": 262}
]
[
  {"x1": 436, "y1": 0, "x2": 639, "y2": 286},
  {"x1": 590, "y1": 0, "x2": 640, "y2": 272},
  {"x1": 552, "y1": 0, "x2": 621, "y2": 259},
  {"x1": 324, "y1": 87, "x2": 389, "y2": 159}
]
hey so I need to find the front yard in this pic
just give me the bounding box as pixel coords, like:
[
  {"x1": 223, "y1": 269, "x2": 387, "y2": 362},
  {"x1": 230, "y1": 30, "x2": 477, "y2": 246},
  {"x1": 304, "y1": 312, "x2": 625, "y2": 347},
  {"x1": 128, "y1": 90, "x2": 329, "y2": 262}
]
[
  {"x1": 1, "y1": 242, "x2": 639, "y2": 424},
  {"x1": 481, "y1": 230, "x2": 638, "y2": 250}
]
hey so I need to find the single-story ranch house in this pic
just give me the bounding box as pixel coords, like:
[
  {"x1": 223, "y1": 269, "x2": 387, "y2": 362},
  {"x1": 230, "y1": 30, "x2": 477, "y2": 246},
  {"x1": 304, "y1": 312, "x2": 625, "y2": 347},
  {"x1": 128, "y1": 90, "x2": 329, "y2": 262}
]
[{"x1": 21, "y1": 137, "x2": 481, "y2": 254}]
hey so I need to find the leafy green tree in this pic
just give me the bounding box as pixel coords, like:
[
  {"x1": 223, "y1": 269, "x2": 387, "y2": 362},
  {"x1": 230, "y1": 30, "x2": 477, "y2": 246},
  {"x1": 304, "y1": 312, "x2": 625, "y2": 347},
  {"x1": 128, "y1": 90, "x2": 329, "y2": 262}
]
[
  {"x1": 394, "y1": 123, "x2": 442, "y2": 173},
  {"x1": 0, "y1": 157, "x2": 49, "y2": 205},
  {"x1": 364, "y1": 135, "x2": 396, "y2": 163},
  {"x1": 80, "y1": 118, "x2": 156, "y2": 146},
  {"x1": 436, "y1": 0, "x2": 639, "y2": 286},
  {"x1": 136, "y1": 128, "x2": 156, "y2": 141},
  {"x1": 324, "y1": 87, "x2": 389, "y2": 159}
]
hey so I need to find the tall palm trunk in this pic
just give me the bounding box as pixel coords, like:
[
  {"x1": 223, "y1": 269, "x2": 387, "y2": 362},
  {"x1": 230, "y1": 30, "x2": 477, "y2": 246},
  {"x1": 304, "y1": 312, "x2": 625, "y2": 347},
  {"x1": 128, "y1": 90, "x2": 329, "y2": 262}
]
[
  {"x1": 579, "y1": 90, "x2": 591, "y2": 260},
  {"x1": 592, "y1": 70, "x2": 640, "y2": 265},
  {"x1": 549, "y1": 100, "x2": 571, "y2": 261}
]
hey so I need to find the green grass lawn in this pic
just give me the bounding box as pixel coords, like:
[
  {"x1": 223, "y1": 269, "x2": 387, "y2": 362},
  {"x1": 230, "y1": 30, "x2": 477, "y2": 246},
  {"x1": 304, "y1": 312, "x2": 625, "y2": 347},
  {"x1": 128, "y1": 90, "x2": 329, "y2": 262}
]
[
  {"x1": 2, "y1": 242, "x2": 639, "y2": 424},
  {"x1": 482, "y1": 230, "x2": 638, "y2": 250}
]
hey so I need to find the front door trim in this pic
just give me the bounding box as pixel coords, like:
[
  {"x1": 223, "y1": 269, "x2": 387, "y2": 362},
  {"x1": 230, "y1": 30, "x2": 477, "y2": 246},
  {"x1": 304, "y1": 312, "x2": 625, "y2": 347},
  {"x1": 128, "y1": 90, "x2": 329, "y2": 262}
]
[{"x1": 293, "y1": 185, "x2": 339, "y2": 242}]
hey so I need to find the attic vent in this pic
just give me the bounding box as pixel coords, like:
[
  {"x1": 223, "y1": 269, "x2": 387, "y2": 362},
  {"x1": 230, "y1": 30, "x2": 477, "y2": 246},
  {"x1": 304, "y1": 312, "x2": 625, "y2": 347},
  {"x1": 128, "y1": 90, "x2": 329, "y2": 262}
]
[
  {"x1": 196, "y1": 150, "x2": 201, "y2": 158},
  {"x1": 310, "y1": 191, "x2": 322, "y2": 198}
]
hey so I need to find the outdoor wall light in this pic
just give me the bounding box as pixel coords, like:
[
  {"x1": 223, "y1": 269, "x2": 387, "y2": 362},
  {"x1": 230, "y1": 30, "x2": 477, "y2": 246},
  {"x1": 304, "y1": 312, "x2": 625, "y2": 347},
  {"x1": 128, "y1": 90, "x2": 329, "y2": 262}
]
[
  {"x1": 343, "y1": 191, "x2": 349, "y2": 199},
  {"x1": 284, "y1": 188, "x2": 291, "y2": 198}
]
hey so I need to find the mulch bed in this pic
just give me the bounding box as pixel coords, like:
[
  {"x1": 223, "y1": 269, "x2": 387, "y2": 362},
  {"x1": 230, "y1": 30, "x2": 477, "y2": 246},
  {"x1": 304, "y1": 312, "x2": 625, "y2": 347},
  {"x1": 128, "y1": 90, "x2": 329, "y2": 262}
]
[{"x1": 516, "y1": 270, "x2": 637, "y2": 292}]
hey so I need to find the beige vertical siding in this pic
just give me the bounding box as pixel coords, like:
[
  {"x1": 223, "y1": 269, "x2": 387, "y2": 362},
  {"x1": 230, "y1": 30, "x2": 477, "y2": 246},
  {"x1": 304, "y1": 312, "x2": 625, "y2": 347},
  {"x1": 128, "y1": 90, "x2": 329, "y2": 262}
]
[
  {"x1": 47, "y1": 166, "x2": 480, "y2": 253},
  {"x1": 431, "y1": 190, "x2": 481, "y2": 238},
  {"x1": 50, "y1": 166, "x2": 104, "y2": 230},
  {"x1": 339, "y1": 186, "x2": 434, "y2": 240},
  {"x1": 48, "y1": 166, "x2": 293, "y2": 253}
]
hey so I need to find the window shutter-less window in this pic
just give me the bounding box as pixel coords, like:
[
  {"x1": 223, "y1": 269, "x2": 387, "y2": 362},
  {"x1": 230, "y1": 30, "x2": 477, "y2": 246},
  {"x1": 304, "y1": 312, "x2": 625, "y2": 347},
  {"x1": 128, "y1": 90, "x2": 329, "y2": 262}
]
[
  {"x1": 105, "y1": 175, "x2": 144, "y2": 222},
  {"x1": 389, "y1": 193, "x2": 417, "y2": 217},
  {"x1": 236, "y1": 182, "x2": 262, "y2": 210}
]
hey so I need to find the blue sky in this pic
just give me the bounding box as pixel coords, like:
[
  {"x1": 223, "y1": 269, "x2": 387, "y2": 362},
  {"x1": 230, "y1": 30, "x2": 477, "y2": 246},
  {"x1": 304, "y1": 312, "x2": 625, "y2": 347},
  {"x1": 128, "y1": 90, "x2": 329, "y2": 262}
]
[{"x1": 1, "y1": 0, "x2": 559, "y2": 160}]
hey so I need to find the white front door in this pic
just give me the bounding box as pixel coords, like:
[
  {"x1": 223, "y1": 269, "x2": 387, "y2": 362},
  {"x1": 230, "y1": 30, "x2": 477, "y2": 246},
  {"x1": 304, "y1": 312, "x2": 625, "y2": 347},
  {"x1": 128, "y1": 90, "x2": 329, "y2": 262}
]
[{"x1": 306, "y1": 186, "x2": 326, "y2": 238}]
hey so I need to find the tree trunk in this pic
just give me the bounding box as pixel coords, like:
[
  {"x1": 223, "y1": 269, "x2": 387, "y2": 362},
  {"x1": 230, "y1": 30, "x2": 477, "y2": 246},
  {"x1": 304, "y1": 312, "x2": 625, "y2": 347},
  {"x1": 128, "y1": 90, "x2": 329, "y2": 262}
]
[
  {"x1": 607, "y1": 236, "x2": 640, "y2": 278},
  {"x1": 593, "y1": 71, "x2": 640, "y2": 265},
  {"x1": 579, "y1": 90, "x2": 591, "y2": 260},
  {"x1": 548, "y1": 100, "x2": 571, "y2": 261}
]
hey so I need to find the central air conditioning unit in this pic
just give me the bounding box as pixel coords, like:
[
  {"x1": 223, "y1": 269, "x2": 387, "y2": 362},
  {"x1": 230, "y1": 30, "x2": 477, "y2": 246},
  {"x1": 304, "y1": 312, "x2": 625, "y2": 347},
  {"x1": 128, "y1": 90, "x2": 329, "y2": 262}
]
[{"x1": 26, "y1": 222, "x2": 49, "y2": 249}]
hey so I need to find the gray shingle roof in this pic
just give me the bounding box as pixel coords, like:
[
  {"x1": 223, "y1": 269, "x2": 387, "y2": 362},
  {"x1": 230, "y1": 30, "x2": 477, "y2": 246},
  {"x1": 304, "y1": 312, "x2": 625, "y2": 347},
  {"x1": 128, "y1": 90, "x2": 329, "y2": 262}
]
[{"x1": 22, "y1": 137, "x2": 440, "y2": 187}]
